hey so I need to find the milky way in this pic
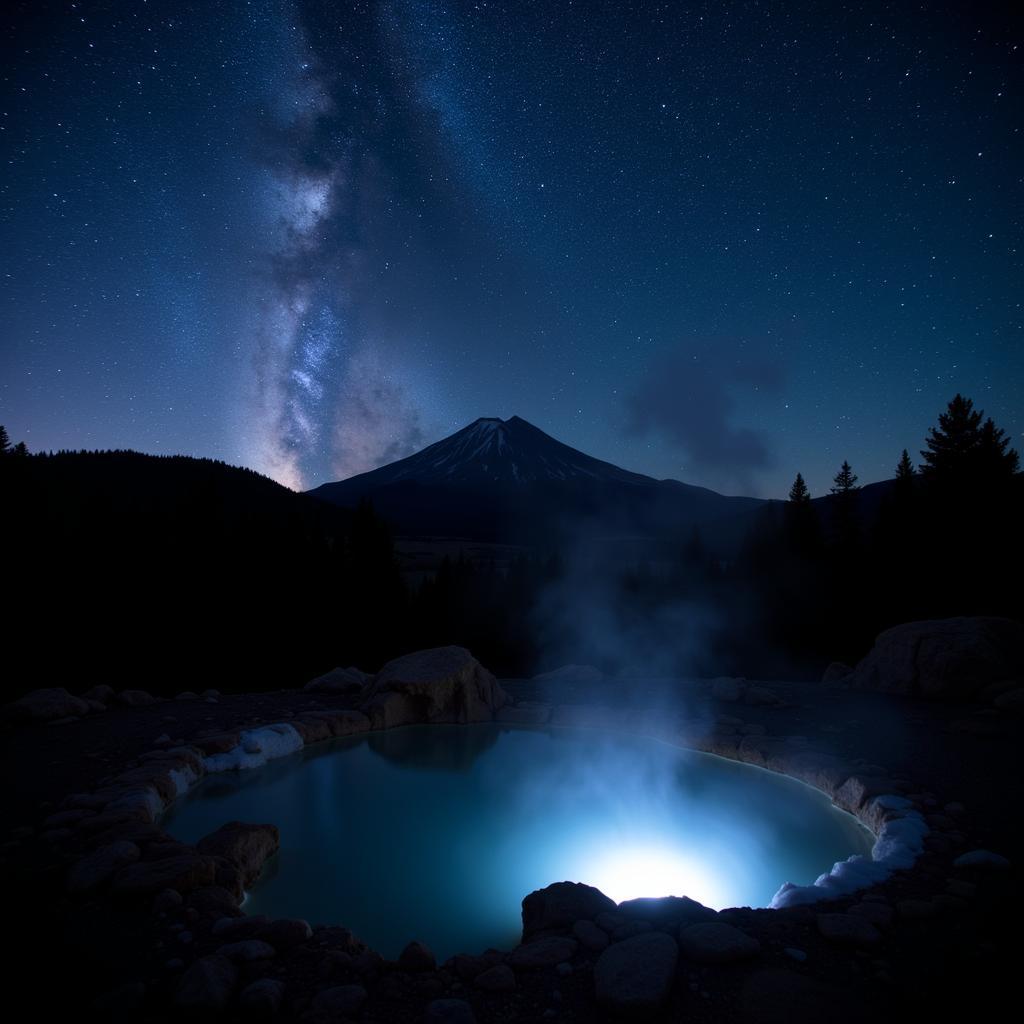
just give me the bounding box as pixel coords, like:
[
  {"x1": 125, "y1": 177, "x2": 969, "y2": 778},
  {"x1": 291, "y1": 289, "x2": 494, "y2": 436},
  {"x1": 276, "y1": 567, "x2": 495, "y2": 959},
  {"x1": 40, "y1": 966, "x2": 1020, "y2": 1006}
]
[{"x1": 3, "y1": 1, "x2": 1021, "y2": 495}]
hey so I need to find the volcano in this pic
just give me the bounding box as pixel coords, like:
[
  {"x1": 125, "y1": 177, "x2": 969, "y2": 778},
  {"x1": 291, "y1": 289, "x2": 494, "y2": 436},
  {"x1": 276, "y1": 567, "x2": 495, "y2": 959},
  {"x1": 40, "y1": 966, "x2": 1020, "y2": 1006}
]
[{"x1": 308, "y1": 416, "x2": 768, "y2": 549}]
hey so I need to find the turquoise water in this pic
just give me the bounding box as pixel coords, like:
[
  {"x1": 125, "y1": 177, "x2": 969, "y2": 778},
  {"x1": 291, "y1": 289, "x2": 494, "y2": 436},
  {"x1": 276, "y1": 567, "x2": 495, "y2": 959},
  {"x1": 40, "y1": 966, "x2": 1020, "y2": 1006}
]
[{"x1": 164, "y1": 724, "x2": 873, "y2": 959}]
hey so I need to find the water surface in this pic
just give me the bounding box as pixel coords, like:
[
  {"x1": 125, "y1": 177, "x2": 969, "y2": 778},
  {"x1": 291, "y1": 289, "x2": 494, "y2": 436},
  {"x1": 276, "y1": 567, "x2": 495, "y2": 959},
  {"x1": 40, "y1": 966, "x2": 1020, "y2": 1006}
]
[{"x1": 165, "y1": 724, "x2": 872, "y2": 959}]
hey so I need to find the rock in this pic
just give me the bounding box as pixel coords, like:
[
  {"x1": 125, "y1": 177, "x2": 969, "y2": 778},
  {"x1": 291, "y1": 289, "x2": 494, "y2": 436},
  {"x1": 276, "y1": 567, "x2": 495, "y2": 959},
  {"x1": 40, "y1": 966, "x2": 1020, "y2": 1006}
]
[
  {"x1": 311, "y1": 984, "x2": 367, "y2": 1016},
  {"x1": 509, "y1": 937, "x2": 579, "y2": 969},
  {"x1": 452, "y1": 951, "x2": 504, "y2": 981},
  {"x1": 174, "y1": 954, "x2": 237, "y2": 1010},
  {"x1": 217, "y1": 939, "x2": 276, "y2": 961},
  {"x1": 848, "y1": 617, "x2": 1024, "y2": 699},
  {"x1": 82, "y1": 684, "x2": 116, "y2": 704},
  {"x1": 618, "y1": 895, "x2": 717, "y2": 926},
  {"x1": 474, "y1": 964, "x2": 516, "y2": 992},
  {"x1": 784, "y1": 947, "x2": 807, "y2": 962},
  {"x1": 261, "y1": 917, "x2": 312, "y2": 948},
  {"x1": 196, "y1": 821, "x2": 280, "y2": 889},
  {"x1": 84, "y1": 699, "x2": 108, "y2": 714},
  {"x1": 153, "y1": 888, "x2": 184, "y2": 912},
  {"x1": 816, "y1": 913, "x2": 881, "y2": 946},
  {"x1": 522, "y1": 881, "x2": 617, "y2": 939},
  {"x1": 711, "y1": 677, "x2": 747, "y2": 702},
  {"x1": 202, "y1": 689, "x2": 220, "y2": 699},
  {"x1": 192, "y1": 732, "x2": 241, "y2": 755},
  {"x1": 5, "y1": 687, "x2": 89, "y2": 722},
  {"x1": 112, "y1": 854, "x2": 217, "y2": 897},
  {"x1": 424, "y1": 999, "x2": 477, "y2": 1024},
  {"x1": 239, "y1": 978, "x2": 285, "y2": 1016},
  {"x1": 118, "y1": 689, "x2": 158, "y2": 707},
  {"x1": 821, "y1": 662, "x2": 853, "y2": 683},
  {"x1": 612, "y1": 920, "x2": 652, "y2": 942},
  {"x1": 953, "y1": 849, "x2": 1011, "y2": 870},
  {"x1": 67, "y1": 840, "x2": 141, "y2": 893},
  {"x1": 847, "y1": 902, "x2": 894, "y2": 928},
  {"x1": 212, "y1": 915, "x2": 271, "y2": 938},
  {"x1": 304, "y1": 666, "x2": 370, "y2": 692},
  {"x1": 678, "y1": 922, "x2": 761, "y2": 964},
  {"x1": 573, "y1": 919, "x2": 609, "y2": 952},
  {"x1": 398, "y1": 940, "x2": 436, "y2": 972},
  {"x1": 176, "y1": 691, "x2": 199, "y2": 700},
  {"x1": 364, "y1": 646, "x2": 508, "y2": 725},
  {"x1": 532, "y1": 664, "x2": 604, "y2": 683},
  {"x1": 594, "y1": 931, "x2": 678, "y2": 1017}
]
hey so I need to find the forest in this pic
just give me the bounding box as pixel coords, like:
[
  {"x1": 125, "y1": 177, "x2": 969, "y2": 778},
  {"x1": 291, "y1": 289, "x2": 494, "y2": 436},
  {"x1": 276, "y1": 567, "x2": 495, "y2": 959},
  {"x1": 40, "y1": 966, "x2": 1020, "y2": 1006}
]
[{"x1": 1, "y1": 395, "x2": 1020, "y2": 696}]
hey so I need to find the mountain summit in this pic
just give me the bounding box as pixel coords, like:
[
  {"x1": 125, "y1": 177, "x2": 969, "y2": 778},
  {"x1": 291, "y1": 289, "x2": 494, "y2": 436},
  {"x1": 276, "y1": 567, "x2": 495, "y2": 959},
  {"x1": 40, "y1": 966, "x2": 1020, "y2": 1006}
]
[
  {"x1": 308, "y1": 416, "x2": 767, "y2": 546},
  {"x1": 326, "y1": 415, "x2": 656, "y2": 489}
]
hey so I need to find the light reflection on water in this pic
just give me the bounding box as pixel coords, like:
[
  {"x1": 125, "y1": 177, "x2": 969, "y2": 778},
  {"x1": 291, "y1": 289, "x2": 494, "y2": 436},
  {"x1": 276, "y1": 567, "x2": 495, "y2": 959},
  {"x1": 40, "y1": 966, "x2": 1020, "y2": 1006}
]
[{"x1": 164, "y1": 724, "x2": 873, "y2": 959}]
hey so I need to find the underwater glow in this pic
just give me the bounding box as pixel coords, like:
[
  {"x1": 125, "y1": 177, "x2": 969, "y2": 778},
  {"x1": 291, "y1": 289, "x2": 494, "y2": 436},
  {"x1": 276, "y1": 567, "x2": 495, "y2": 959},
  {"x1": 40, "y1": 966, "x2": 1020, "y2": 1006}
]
[
  {"x1": 576, "y1": 840, "x2": 730, "y2": 907},
  {"x1": 164, "y1": 724, "x2": 873, "y2": 959}
]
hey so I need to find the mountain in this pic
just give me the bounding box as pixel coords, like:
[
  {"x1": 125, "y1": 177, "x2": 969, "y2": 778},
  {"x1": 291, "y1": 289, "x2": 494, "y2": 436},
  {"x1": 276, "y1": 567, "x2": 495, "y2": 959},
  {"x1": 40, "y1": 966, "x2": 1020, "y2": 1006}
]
[{"x1": 309, "y1": 416, "x2": 769, "y2": 549}]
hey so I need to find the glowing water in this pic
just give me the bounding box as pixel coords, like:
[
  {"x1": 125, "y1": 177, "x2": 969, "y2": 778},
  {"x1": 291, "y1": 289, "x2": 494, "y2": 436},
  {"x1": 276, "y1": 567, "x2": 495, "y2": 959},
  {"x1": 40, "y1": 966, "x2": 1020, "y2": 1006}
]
[{"x1": 164, "y1": 725, "x2": 873, "y2": 958}]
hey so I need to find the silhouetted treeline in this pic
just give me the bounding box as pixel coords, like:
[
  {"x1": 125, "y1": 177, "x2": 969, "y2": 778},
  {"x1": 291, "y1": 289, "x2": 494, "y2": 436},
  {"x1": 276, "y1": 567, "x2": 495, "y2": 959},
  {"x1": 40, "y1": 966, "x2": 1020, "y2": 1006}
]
[{"x1": 1, "y1": 394, "x2": 1020, "y2": 696}]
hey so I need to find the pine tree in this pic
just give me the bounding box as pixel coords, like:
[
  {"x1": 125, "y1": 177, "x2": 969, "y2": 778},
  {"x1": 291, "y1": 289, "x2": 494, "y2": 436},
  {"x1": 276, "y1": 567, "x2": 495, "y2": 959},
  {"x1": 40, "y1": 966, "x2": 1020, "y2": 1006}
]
[
  {"x1": 10, "y1": 441, "x2": 28, "y2": 457},
  {"x1": 920, "y1": 394, "x2": 983, "y2": 476},
  {"x1": 830, "y1": 460, "x2": 859, "y2": 495},
  {"x1": 0, "y1": 425, "x2": 10, "y2": 455},
  {"x1": 788, "y1": 472, "x2": 810, "y2": 505},
  {"x1": 895, "y1": 449, "x2": 915, "y2": 482},
  {"x1": 920, "y1": 394, "x2": 1019, "y2": 484}
]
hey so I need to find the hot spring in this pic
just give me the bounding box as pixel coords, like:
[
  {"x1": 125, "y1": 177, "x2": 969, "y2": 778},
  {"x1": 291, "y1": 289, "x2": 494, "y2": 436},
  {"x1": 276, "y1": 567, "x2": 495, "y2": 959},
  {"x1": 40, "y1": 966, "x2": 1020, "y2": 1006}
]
[{"x1": 164, "y1": 724, "x2": 873, "y2": 959}]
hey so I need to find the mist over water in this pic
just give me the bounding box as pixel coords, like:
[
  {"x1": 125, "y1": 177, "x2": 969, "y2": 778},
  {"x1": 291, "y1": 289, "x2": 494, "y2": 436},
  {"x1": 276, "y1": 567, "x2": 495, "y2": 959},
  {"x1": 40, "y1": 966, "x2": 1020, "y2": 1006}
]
[{"x1": 166, "y1": 725, "x2": 872, "y2": 959}]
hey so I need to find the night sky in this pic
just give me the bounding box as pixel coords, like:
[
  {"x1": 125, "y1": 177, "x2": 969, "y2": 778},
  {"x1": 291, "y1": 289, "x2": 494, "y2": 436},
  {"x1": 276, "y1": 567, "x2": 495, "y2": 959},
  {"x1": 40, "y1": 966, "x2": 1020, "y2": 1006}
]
[{"x1": 2, "y1": 1, "x2": 1021, "y2": 497}]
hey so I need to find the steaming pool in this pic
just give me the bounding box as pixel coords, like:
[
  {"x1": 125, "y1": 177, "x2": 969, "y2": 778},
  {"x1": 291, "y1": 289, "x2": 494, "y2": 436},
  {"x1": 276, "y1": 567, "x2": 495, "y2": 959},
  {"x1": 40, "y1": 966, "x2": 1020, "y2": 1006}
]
[{"x1": 165, "y1": 724, "x2": 874, "y2": 959}]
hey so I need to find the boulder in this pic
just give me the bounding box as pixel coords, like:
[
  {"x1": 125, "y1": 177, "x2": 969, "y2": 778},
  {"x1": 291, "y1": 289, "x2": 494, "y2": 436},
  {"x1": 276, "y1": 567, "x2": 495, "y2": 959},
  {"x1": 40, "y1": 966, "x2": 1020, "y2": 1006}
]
[
  {"x1": 67, "y1": 840, "x2": 141, "y2": 893},
  {"x1": 174, "y1": 954, "x2": 237, "y2": 1010},
  {"x1": 196, "y1": 822, "x2": 280, "y2": 889},
  {"x1": 522, "y1": 881, "x2": 617, "y2": 939},
  {"x1": 821, "y1": 662, "x2": 854, "y2": 683},
  {"x1": 994, "y1": 688, "x2": 1024, "y2": 714},
  {"x1": 118, "y1": 689, "x2": 158, "y2": 707},
  {"x1": 509, "y1": 937, "x2": 578, "y2": 969},
  {"x1": 594, "y1": 931, "x2": 678, "y2": 1017},
  {"x1": 304, "y1": 666, "x2": 371, "y2": 693},
  {"x1": 848, "y1": 617, "x2": 1024, "y2": 699},
  {"x1": 398, "y1": 940, "x2": 436, "y2": 972},
  {"x1": 5, "y1": 687, "x2": 89, "y2": 722},
  {"x1": 82, "y1": 684, "x2": 116, "y2": 704},
  {"x1": 112, "y1": 854, "x2": 217, "y2": 897},
  {"x1": 239, "y1": 978, "x2": 285, "y2": 1016},
  {"x1": 216, "y1": 939, "x2": 276, "y2": 961},
  {"x1": 618, "y1": 895, "x2": 717, "y2": 926},
  {"x1": 573, "y1": 919, "x2": 609, "y2": 951},
  {"x1": 364, "y1": 647, "x2": 507, "y2": 725},
  {"x1": 678, "y1": 922, "x2": 760, "y2": 964}
]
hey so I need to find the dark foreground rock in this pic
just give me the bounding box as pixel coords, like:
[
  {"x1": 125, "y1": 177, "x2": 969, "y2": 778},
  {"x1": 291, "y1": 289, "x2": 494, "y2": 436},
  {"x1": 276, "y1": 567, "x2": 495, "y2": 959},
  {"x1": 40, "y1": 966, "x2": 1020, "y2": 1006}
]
[
  {"x1": 362, "y1": 646, "x2": 508, "y2": 726},
  {"x1": 594, "y1": 931, "x2": 678, "y2": 1017},
  {"x1": 522, "y1": 880, "x2": 618, "y2": 939},
  {"x1": 196, "y1": 821, "x2": 280, "y2": 890},
  {"x1": 849, "y1": 616, "x2": 1024, "y2": 699}
]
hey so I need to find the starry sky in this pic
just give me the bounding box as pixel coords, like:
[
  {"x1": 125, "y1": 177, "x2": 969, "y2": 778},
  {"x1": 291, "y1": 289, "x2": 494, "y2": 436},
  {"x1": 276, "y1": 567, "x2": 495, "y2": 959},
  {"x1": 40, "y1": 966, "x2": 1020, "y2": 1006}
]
[{"x1": 2, "y1": 1, "x2": 1021, "y2": 497}]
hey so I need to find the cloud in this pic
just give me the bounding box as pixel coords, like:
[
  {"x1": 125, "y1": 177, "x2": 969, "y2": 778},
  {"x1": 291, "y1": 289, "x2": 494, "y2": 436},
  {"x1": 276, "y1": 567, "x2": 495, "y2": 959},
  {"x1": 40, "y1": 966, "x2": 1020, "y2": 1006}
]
[{"x1": 624, "y1": 343, "x2": 784, "y2": 493}]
